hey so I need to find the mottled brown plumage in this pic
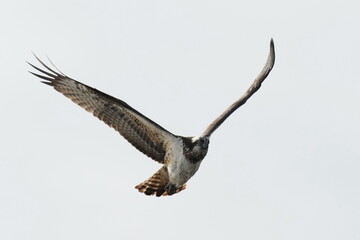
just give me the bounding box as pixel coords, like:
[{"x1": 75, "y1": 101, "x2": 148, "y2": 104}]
[
  {"x1": 29, "y1": 56, "x2": 174, "y2": 164},
  {"x1": 28, "y1": 39, "x2": 275, "y2": 196}
]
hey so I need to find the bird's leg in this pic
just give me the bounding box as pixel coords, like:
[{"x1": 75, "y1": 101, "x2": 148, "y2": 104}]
[{"x1": 165, "y1": 183, "x2": 177, "y2": 195}]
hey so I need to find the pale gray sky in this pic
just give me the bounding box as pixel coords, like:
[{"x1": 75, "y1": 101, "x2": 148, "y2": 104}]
[{"x1": 1, "y1": 0, "x2": 359, "y2": 239}]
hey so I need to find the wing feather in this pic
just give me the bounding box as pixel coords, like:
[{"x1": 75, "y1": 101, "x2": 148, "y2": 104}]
[
  {"x1": 29, "y1": 57, "x2": 177, "y2": 163},
  {"x1": 201, "y1": 39, "x2": 275, "y2": 137}
]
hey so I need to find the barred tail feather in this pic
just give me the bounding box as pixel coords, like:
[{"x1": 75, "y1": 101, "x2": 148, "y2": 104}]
[{"x1": 135, "y1": 166, "x2": 186, "y2": 197}]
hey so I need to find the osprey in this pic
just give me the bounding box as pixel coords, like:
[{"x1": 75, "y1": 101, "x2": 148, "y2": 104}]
[{"x1": 28, "y1": 40, "x2": 275, "y2": 197}]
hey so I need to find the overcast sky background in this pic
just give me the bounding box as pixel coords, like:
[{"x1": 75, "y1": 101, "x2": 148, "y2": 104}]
[{"x1": 1, "y1": 0, "x2": 359, "y2": 239}]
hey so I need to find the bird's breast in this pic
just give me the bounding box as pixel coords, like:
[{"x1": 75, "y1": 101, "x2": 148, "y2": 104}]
[{"x1": 165, "y1": 138, "x2": 202, "y2": 187}]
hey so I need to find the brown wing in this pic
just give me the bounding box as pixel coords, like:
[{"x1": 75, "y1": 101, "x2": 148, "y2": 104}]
[
  {"x1": 201, "y1": 39, "x2": 275, "y2": 138},
  {"x1": 28, "y1": 56, "x2": 177, "y2": 163}
]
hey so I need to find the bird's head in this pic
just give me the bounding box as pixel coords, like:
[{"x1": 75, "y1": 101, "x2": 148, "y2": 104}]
[
  {"x1": 192, "y1": 136, "x2": 210, "y2": 150},
  {"x1": 182, "y1": 136, "x2": 210, "y2": 163}
]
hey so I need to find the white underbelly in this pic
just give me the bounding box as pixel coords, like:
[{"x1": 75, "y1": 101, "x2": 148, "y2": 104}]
[
  {"x1": 167, "y1": 154, "x2": 202, "y2": 187},
  {"x1": 165, "y1": 137, "x2": 203, "y2": 187}
]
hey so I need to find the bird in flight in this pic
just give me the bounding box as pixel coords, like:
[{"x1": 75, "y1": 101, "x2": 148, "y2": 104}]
[{"x1": 28, "y1": 39, "x2": 275, "y2": 197}]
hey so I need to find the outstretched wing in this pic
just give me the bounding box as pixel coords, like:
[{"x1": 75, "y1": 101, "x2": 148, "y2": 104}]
[
  {"x1": 201, "y1": 39, "x2": 275, "y2": 138},
  {"x1": 28, "y1": 56, "x2": 176, "y2": 163}
]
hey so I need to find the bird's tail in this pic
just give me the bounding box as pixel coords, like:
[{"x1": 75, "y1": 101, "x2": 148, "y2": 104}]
[{"x1": 135, "y1": 166, "x2": 186, "y2": 197}]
